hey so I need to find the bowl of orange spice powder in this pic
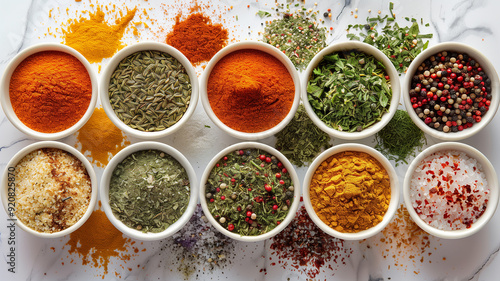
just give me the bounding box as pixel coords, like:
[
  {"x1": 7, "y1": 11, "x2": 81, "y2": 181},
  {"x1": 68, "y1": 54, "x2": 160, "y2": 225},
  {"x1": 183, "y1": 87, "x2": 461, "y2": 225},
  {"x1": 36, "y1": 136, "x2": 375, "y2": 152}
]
[
  {"x1": 200, "y1": 41, "x2": 301, "y2": 140},
  {"x1": 1, "y1": 43, "x2": 97, "y2": 140},
  {"x1": 303, "y1": 143, "x2": 399, "y2": 240}
]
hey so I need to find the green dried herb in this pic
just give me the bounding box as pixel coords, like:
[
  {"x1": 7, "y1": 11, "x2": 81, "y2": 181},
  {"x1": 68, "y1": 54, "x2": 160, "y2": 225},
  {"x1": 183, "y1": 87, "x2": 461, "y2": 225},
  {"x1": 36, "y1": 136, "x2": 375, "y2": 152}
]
[
  {"x1": 275, "y1": 104, "x2": 331, "y2": 167},
  {"x1": 346, "y1": 2, "x2": 433, "y2": 73},
  {"x1": 375, "y1": 109, "x2": 426, "y2": 165},
  {"x1": 205, "y1": 149, "x2": 294, "y2": 236},
  {"x1": 109, "y1": 149, "x2": 190, "y2": 233},
  {"x1": 262, "y1": 2, "x2": 327, "y2": 70},
  {"x1": 307, "y1": 50, "x2": 392, "y2": 132}
]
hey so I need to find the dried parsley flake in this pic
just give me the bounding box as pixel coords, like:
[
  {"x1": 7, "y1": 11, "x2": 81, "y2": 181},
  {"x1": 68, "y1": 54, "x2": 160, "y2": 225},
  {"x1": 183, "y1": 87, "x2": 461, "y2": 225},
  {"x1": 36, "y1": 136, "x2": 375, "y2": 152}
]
[
  {"x1": 109, "y1": 149, "x2": 190, "y2": 233},
  {"x1": 275, "y1": 104, "x2": 331, "y2": 167}
]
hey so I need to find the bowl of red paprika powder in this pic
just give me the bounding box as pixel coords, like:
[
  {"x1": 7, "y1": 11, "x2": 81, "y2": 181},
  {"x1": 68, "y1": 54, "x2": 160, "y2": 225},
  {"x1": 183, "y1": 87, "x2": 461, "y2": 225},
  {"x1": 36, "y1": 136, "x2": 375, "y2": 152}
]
[
  {"x1": 403, "y1": 42, "x2": 500, "y2": 141},
  {"x1": 0, "y1": 43, "x2": 98, "y2": 140},
  {"x1": 200, "y1": 41, "x2": 301, "y2": 140},
  {"x1": 100, "y1": 42, "x2": 199, "y2": 139}
]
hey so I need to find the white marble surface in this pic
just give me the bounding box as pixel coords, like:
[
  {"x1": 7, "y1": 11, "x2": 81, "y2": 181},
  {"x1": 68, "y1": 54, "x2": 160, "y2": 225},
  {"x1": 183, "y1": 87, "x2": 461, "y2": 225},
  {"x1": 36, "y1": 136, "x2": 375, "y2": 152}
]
[{"x1": 1, "y1": 0, "x2": 500, "y2": 280}]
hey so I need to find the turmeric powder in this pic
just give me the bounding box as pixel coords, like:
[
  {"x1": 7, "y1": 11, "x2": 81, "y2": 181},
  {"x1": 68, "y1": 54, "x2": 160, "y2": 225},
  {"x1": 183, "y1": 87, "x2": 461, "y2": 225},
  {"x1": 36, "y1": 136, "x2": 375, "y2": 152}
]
[{"x1": 309, "y1": 151, "x2": 391, "y2": 233}]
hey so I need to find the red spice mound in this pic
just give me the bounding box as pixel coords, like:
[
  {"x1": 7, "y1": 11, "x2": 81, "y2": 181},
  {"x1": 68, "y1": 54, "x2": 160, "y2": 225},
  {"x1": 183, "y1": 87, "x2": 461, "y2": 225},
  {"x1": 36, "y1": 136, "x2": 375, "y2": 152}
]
[
  {"x1": 9, "y1": 51, "x2": 92, "y2": 133},
  {"x1": 207, "y1": 49, "x2": 295, "y2": 133},
  {"x1": 166, "y1": 13, "x2": 228, "y2": 65},
  {"x1": 270, "y1": 206, "x2": 351, "y2": 278}
]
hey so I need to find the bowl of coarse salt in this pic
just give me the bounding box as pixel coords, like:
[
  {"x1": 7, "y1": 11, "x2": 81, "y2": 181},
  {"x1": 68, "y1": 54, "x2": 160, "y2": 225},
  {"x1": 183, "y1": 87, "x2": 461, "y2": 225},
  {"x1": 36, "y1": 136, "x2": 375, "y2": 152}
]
[{"x1": 403, "y1": 142, "x2": 499, "y2": 239}]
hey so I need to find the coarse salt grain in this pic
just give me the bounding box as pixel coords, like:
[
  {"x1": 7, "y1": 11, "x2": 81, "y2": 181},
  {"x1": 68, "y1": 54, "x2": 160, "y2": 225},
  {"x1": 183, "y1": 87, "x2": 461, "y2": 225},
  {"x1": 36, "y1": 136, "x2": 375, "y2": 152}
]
[{"x1": 410, "y1": 150, "x2": 489, "y2": 230}]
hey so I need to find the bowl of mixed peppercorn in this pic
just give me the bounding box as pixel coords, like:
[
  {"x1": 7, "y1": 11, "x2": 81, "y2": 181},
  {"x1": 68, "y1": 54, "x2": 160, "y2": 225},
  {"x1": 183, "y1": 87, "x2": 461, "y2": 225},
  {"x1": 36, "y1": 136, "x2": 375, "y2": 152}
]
[
  {"x1": 403, "y1": 42, "x2": 500, "y2": 140},
  {"x1": 302, "y1": 41, "x2": 401, "y2": 140},
  {"x1": 200, "y1": 142, "x2": 300, "y2": 242}
]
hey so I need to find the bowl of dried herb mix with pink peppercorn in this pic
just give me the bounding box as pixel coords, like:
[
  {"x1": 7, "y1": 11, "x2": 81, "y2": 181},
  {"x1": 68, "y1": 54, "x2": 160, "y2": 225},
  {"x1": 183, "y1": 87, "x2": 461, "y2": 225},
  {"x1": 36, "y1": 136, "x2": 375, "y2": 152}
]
[
  {"x1": 403, "y1": 42, "x2": 500, "y2": 141},
  {"x1": 100, "y1": 42, "x2": 199, "y2": 140},
  {"x1": 200, "y1": 142, "x2": 300, "y2": 242},
  {"x1": 100, "y1": 142, "x2": 198, "y2": 241},
  {"x1": 303, "y1": 41, "x2": 400, "y2": 140}
]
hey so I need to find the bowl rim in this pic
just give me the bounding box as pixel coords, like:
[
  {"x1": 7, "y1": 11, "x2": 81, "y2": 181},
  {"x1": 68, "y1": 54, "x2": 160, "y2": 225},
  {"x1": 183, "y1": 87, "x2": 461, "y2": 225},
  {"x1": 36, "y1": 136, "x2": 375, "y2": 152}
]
[
  {"x1": 199, "y1": 40, "x2": 301, "y2": 140},
  {"x1": 403, "y1": 142, "x2": 499, "y2": 239},
  {"x1": 0, "y1": 43, "x2": 98, "y2": 140},
  {"x1": 199, "y1": 142, "x2": 301, "y2": 242},
  {"x1": 100, "y1": 141, "x2": 198, "y2": 241},
  {"x1": 302, "y1": 143, "x2": 400, "y2": 240},
  {"x1": 99, "y1": 41, "x2": 199, "y2": 140},
  {"x1": 402, "y1": 42, "x2": 500, "y2": 141},
  {"x1": 301, "y1": 41, "x2": 401, "y2": 140},
  {"x1": 1, "y1": 141, "x2": 98, "y2": 238}
]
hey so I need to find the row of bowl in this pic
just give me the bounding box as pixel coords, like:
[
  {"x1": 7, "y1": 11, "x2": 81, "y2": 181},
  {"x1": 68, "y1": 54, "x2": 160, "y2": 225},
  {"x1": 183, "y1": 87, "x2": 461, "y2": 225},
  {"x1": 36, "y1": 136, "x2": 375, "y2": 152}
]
[
  {"x1": 2, "y1": 138, "x2": 497, "y2": 241},
  {"x1": 1, "y1": 40, "x2": 498, "y2": 142}
]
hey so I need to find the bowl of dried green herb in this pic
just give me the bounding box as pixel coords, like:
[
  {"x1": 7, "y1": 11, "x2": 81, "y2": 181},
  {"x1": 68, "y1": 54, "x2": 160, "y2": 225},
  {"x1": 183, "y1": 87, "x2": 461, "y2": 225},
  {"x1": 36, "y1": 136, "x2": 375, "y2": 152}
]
[
  {"x1": 100, "y1": 141, "x2": 198, "y2": 241},
  {"x1": 200, "y1": 142, "x2": 300, "y2": 242},
  {"x1": 403, "y1": 42, "x2": 500, "y2": 141},
  {"x1": 302, "y1": 41, "x2": 401, "y2": 140},
  {"x1": 100, "y1": 42, "x2": 198, "y2": 139}
]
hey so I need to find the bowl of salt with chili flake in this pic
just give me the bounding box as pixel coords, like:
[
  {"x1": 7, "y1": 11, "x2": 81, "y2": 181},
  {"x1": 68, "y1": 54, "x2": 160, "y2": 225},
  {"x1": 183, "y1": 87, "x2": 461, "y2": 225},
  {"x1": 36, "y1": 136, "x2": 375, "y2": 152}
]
[
  {"x1": 403, "y1": 142, "x2": 499, "y2": 239},
  {"x1": 100, "y1": 42, "x2": 199, "y2": 140},
  {"x1": 302, "y1": 41, "x2": 400, "y2": 140},
  {"x1": 100, "y1": 141, "x2": 198, "y2": 241},
  {"x1": 0, "y1": 43, "x2": 98, "y2": 140},
  {"x1": 200, "y1": 142, "x2": 300, "y2": 242},
  {"x1": 200, "y1": 41, "x2": 301, "y2": 140}
]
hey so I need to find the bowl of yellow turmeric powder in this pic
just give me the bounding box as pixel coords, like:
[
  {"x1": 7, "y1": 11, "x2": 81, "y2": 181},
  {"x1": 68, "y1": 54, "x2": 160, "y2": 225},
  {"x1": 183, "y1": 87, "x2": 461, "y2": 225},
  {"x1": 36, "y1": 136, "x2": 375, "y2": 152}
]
[
  {"x1": 303, "y1": 143, "x2": 399, "y2": 240},
  {"x1": 100, "y1": 42, "x2": 199, "y2": 139},
  {"x1": 0, "y1": 43, "x2": 98, "y2": 140}
]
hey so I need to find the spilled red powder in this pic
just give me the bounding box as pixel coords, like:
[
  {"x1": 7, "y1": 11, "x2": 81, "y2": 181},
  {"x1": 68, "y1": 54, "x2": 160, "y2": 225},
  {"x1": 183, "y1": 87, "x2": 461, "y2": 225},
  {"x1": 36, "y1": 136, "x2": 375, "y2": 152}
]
[{"x1": 166, "y1": 13, "x2": 228, "y2": 65}]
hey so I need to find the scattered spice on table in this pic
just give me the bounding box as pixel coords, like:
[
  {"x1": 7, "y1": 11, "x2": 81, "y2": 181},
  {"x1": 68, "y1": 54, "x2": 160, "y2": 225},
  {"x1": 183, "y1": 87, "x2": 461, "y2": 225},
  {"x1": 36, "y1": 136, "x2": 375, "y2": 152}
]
[
  {"x1": 76, "y1": 107, "x2": 130, "y2": 167},
  {"x1": 205, "y1": 148, "x2": 295, "y2": 236},
  {"x1": 14, "y1": 148, "x2": 91, "y2": 233},
  {"x1": 62, "y1": 6, "x2": 137, "y2": 63},
  {"x1": 65, "y1": 209, "x2": 139, "y2": 277},
  {"x1": 410, "y1": 150, "x2": 489, "y2": 230},
  {"x1": 262, "y1": 2, "x2": 327, "y2": 70},
  {"x1": 307, "y1": 50, "x2": 392, "y2": 132},
  {"x1": 275, "y1": 104, "x2": 331, "y2": 167},
  {"x1": 166, "y1": 13, "x2": 228, "y2": 65},
  {"x1": 108, "y1": 50, "x2": 192, "y2": 132},
  {"x1": 375, "y1": 109, "x2": 426, "y2": 165},
  {"x1": 207, "y1": 49, "x2": 295, "y2": 133},
  {"x1": 310, "y1": 151, "x2": 391, "y2": 233},
  {"x1": 409, "y1": 51, "x2": 491, "y2": 133},
  {"x1": 270, "y1": 206, "x2": 352, "y2": 279},
  {"x1": 110, "y1": 149, "x2": 190, "y2": 233},
  {"x1": 346, "y1": 2, "x2": 433, "y2": 73},
  {"x1": 9, "y1": 51, "x2": 92, "y2": 133},
  {"x1": 165, "y1": 205, "x2": 235, "y2": 279}
]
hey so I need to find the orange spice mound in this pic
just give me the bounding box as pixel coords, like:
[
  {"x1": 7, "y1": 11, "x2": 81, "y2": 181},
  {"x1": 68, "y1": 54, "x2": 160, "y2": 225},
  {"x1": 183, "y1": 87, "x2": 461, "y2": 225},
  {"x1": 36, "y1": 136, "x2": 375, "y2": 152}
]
[
  {"x1": 66, "y1": 209, "x2": 132, "y2": 275},
  {"x1": 76, "y1": 108, "x2": 129, "y2": 167},
  {"x1": 62, "y1": 6, "x2": 137, "y2": 63},
  {"x1": 166, "y1": 13, "x2": 228, "y2": 65}
]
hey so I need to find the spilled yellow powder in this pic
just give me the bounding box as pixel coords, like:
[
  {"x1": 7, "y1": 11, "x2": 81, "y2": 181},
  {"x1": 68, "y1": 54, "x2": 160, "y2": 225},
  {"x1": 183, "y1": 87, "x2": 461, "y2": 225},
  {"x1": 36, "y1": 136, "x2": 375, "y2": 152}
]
[
  {"x1": 76, "y1": 108, "x2": 129, "y2": 168},
  {"x1": 62, "y1": 6, "x2": 137, "y2": 63}
]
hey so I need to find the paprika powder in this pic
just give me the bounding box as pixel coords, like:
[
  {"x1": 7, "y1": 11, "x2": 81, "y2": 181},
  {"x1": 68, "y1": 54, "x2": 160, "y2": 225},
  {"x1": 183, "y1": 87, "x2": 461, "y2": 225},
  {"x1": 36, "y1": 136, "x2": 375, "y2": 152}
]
[
  {"x1": 207, "y1": 49, "x2": 295, "y2": 133},
  {"x1": 9, "y1": 51, "x2": 92, "y2": 133}
]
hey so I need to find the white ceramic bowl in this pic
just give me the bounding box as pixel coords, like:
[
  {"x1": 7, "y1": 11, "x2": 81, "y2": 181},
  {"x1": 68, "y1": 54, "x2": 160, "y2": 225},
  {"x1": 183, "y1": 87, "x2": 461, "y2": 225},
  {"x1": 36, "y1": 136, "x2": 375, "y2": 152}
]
[
  {"x1": 0, "y1": 43, "x2": 98, "y2": 140},
  {"x1": 100, "y1": 141, "x2": 198, "y2": 241},
  {"x1": 100, "y1": 42, "x2": 199, "y2": 139},
  {"x1": 303, "y1": 143, "x2": 399, "y2": 240},
  {"x1": 199, "y1": 142, "x2": 300, "y2": 242},
  {"x1": 302, "y1": 41, "x2": 400, "y2": 140},
  {"x1": 403, "y1": 142, "x2": 499, "y2": 239},
  {"x1": 199, "y1": 41, "x2": 301, "y2": 140},
  {"x1": 1, "y1": 141, "x2": 98, "y2": 238},
  {"x1": 403, "y1": 42, "x2": 500, "y2": 141}
]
